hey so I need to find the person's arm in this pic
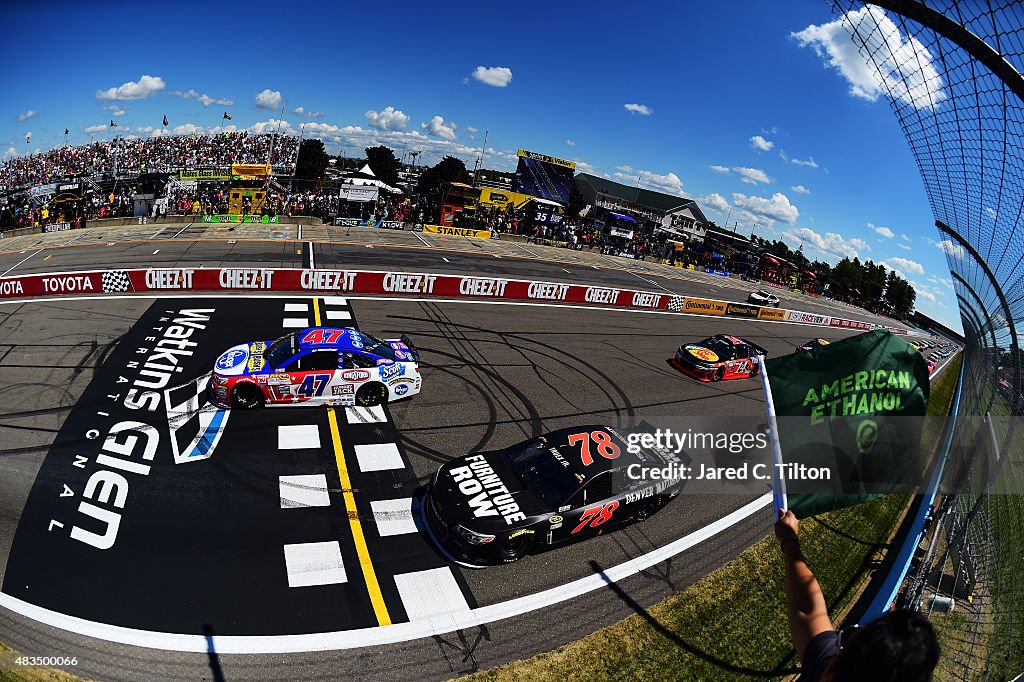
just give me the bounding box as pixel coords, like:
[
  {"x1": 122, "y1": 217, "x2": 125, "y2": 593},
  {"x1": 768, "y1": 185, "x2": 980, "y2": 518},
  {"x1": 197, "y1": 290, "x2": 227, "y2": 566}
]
[{"x1": 775, "y1": 509, "x2": 834, "y2": 662}]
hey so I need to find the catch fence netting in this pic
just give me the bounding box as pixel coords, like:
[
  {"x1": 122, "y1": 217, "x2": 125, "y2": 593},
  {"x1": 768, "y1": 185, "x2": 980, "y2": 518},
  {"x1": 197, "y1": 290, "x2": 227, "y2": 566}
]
[{"x1": 827, "y1": 1, "x2": 1024, "y2": 678}]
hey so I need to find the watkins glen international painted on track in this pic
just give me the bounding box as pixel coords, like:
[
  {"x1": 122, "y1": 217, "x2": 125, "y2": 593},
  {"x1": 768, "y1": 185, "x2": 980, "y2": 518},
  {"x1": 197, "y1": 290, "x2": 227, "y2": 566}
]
[{"x1": 210, "y1": 327, "x2": 422, "y2": 409}]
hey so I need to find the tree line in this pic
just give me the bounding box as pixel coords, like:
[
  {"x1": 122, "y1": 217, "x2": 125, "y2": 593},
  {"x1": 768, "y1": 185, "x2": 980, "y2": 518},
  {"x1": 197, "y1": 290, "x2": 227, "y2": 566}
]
[{"x1": 755, "y1": 237, "x2": 916, "y2": 317}]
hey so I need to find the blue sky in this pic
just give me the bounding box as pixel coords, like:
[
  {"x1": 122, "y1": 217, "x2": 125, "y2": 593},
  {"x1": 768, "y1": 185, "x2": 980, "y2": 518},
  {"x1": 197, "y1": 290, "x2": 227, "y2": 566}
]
[{"x1": 1, "y1": 0, "x2": 962, "y2": 330}]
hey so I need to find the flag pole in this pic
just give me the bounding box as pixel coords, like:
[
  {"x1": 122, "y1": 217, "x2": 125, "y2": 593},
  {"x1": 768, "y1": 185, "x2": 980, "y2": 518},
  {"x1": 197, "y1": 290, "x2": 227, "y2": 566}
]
[{"x1": 757, "y1": 355, "x2": 788, "y2": 516}]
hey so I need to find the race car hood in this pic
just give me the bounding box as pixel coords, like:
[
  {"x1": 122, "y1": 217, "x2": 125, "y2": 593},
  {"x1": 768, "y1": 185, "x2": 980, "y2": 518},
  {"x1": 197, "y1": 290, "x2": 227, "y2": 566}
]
[
  {"x1": 213, "y1": 341, "x2": 270, "y2": 377},
  {"x1": 679, "y1": 343, "x2": 721, "y2": 366},
  {"x1": 431, "y1": 453, "x2": 548, "y2": 531}
]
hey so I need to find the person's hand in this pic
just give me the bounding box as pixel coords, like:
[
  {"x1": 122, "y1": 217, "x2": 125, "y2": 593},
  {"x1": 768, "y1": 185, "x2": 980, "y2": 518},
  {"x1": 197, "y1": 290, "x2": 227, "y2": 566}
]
[{"x1": 775, "y1": 509, "x2": 799, "y2": 542}]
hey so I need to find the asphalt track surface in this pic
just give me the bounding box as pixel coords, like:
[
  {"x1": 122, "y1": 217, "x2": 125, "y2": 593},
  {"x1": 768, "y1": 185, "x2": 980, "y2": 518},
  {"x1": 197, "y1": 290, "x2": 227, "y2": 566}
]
[{"x1": 0, "y1": 224, "x2": 920, "y2": 680}]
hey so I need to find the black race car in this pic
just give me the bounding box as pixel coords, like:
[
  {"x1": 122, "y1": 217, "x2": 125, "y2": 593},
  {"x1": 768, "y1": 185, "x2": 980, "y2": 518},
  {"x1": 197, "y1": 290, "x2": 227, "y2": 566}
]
[
  {"x1": 797, "y1": 337, "x2": 831, "y2": 352},
  {"x1": 423, "y1": 426, "x2": 684, "y2": 567}
]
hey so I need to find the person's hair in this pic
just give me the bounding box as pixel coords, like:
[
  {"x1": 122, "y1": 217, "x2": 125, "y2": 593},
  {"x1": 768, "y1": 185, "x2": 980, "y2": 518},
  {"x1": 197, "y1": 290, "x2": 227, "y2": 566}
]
[{"x1": 826, "y1": 610, "x2": 940, "y2": 682}]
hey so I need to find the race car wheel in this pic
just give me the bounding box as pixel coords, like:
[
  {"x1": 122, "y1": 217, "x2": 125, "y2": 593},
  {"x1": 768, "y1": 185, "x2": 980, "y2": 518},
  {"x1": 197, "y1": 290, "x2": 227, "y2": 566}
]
[
  {"x1": 712, "y1": 368, "x2": 725, "y2": 382},
  {"x1": 356, "y1": 382, "x2": 389, "y2": 407},
  {"x1": 231, "y1": 383, "x2": 264, "y2": 410},
  {"x1": 498, "y1": 533, "x2": 535, "y2": 563}
]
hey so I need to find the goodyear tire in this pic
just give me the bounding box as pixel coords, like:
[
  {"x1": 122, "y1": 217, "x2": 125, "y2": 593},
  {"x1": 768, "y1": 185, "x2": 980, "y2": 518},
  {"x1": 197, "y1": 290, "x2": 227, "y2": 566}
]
[
  {"x1": 499, "y1": 532, "x2": 535, "y2": 563},
  {"x1": 231, "y1": 383, "x2": 264, "y2": 409},
  {"x1": 356, "y1": 382, "x2": 389, "y2": 407},
  {"x1": 712, "y1": 367, "x2": 725, "y2": 382}
]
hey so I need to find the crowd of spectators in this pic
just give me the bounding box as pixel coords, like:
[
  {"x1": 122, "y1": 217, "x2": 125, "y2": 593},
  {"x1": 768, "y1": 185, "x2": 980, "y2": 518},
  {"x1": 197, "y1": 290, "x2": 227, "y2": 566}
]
[{"x1": 0, "y1": 132, "x2": 299, "y2": 191}]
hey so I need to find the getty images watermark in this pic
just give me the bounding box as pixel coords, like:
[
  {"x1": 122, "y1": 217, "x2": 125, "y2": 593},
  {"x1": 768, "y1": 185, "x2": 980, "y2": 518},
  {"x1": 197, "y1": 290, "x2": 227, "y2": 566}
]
[{"x1": 622, "y1": 428, "x2": 833, "y2": 482}]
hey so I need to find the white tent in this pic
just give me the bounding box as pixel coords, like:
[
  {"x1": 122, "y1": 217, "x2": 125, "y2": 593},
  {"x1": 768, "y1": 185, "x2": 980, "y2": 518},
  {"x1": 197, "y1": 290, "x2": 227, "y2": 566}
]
[{"x1": 341, "y1": 164, "x2": 403, "y2": 194}]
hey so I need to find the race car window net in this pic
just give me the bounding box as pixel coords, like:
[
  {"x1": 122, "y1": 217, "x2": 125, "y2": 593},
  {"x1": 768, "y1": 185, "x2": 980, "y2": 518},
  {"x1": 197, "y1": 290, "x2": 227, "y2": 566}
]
[
  {"x1": 301, "y1": 350, "x2": 339, "y2": 371},
  {"x1": 344, "y1": 353, "x2": 377, "y2": 370},
  {"x1": 582, "y1": 472, "x2": 613, "y2": 504},
  {"x1": 507, "y1": 441, "x2": 578, "y2": 508}
]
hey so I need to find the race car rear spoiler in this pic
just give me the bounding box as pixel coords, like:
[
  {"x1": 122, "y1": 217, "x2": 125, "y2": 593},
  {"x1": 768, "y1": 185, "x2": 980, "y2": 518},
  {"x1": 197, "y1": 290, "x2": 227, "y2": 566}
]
[{"x1": 401, "y1": 334, "x2": 420, "y2": 361}]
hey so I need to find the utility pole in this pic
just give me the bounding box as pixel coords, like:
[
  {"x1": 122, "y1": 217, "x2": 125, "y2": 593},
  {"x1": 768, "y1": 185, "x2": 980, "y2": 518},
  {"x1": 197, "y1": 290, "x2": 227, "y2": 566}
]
[{"x1": 472, "y1": 129, "x2": 488, "y2": 187}]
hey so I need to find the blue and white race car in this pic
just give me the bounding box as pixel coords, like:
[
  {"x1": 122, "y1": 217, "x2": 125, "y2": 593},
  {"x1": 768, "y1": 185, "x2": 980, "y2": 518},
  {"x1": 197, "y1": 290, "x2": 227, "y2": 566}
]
[{"x1": 210, "y1": 327, "x2": 421, "y2": 409}]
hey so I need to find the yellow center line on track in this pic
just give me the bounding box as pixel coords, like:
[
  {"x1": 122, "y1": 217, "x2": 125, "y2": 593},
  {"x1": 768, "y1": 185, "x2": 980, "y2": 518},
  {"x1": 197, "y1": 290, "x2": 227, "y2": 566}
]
[
  {"x1": 316, "y1": 297, "x2": 392, "y2": 627},
  {"x1": 326, "y1": 408, "x2": 392, "y2": 626}
]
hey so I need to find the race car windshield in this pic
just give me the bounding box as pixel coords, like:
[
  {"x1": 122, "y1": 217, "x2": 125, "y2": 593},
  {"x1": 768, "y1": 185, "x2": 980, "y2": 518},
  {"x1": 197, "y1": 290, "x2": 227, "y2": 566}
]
[
  {"x1": 507, "y1": 440, "x2": 580, "y2": 507},
  {"x1": 698, "y1": 337, "x2": 736, "y2": 360},
  {"x1": 357, "y1": 332, "x2": 398, "y2": 361},
  {"x1": 265, "y1": 333, "x2": 297, "y2": 369}
]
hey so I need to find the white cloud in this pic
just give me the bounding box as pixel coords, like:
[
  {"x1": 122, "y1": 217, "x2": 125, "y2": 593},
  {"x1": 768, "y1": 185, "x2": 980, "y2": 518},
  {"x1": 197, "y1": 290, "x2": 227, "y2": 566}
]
[
  {"x1": 734, "y1": 167, "x2": 771, "y2": 185},
  {"x1": 783, "y1": 226, "x2": 866, "y2": 260},
  {"x1": 792, "y1": 6, "x2": 946, "y2": 110},
  {"x1": 928, "y1": 275, "x2": 954, "y2": 289},
  {"x1": 171, "y1": 123, "x2": 203, "y2": 136},
  {"x1": 897, "y1": 243, "x2": 912, "y2": 251},
  {"x1": 472, "y1": 66, "x2": 513, "y2": 87},
  {"x1": 709, "y1": 165, "x2": 770, "y2": 184},
  {"x1": 172, "y1": 89, "x2": 234, "y2": 107},
  {"x1": 732, "y1": 192, "x2": 799, "y2": 224},
  {"x1": 779, "y1": 151, "x2": 819, "y2": 168},
  {"x1": 701, "y1": 193, "x2": 731, "y2": 213},
  {"x1": 83, "y1": 124, "x2": 107, "y2": 134},
  {"x1": 565, "y1": 139, "x2": 575, "y2": 146},
  {"x1": 294, "y1": 106, "x2": 324, "y2": 118},
  {"x1": 3, "y1": 147, "x2": 16, "y2": 159},
  {"x1": 749, "y1": 135, "x2": 774, "y2": 151},
  {"x1": 365, "y1": 106, "x2": 410, "y2": 132},
  {"x1": 937, "y1": 239, "x2": 965, "y2": 259},
  {"x1": 422, "y1": 115, "x2": 457, "y2": 140},
  {"x1": 16, "y1": 110, "x2": 36, "y2": 123},
  {"x1": 883, "y1": 256, "x2": 924, "y2": 274},
  {"x1": 107, "y1": 107, "x2": 126, "y2": 117},
  {"x1": 255, "y1": 89, "x2": 284, "y2": 110},
  {"x1": 871, "y1": 224, "x2": 895, "y2": 238},
  {"x1": 900, "y1": 233, "x2": 911, "y2": 241},
  {"x1": 611, "y1": 167, "x2": 684, "y2": 194},
  {"x1": 96, "y1": 75, "x2": 165, "y2": 100},
  {"x1": 914, "y1": 285, "x2": 939, "y2": 303},
  {"x1": 624, "y1": 103, "x2": 653, "y2": 116},
  {"x1": 790, "y1": 184, "x2": 810, "y2": 194}
]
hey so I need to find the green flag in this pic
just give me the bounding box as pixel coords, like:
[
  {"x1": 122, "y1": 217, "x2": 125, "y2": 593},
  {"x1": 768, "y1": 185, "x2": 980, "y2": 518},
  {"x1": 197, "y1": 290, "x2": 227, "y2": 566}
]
[{"x1": 763, "y1": 329, "x2": 929, "y2": 518}]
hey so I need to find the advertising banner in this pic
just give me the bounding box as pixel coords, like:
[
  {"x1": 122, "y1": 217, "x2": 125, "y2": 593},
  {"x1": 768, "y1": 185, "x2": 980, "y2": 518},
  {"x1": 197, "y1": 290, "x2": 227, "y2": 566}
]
[
  {"x1": 179, "y1": 169, "x2": 231, "y2": 181},
  {"x1": 0, "y1": 266, "x2": 907, "y2": 337},
  {"x1": 725, "y1": 303, "x2": 761, "y2": 319},
  {"x1": 682, "y1": 298, "x2": 727, "y2": 316},
  {"x1": 422, "y1": 225, "x2": 492, "y2": 239},
  {"x1": 43, "y1": 222, "x2": 74, "y2": 233},
  {"x1": 338, "y1": 184, "x2": 378, "y2": 202},
  {"x1": 758, "y1": 307, "x2": 788, "y2": 321},
  {"x1": 379, "y1": 220, "x2": 405, "y2": 230},
  {"x1": 609, "y1": 227, "x2": 634, "y2": 239},
  {"x1": 787, "y1": 311, "x2": 831, "y2": 325},
  {"x1": 705, "y1": 268, "x2": 731, "y2": 277},
  {"x1": 201, "y1": 215, "x2": 279, "y2": 224}
]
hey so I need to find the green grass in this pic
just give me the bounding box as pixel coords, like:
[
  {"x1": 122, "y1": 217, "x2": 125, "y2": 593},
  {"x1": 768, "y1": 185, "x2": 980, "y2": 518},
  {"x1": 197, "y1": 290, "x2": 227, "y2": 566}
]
[{"x1": 468, "y1": 354, "x2": 964, "y2": 682}]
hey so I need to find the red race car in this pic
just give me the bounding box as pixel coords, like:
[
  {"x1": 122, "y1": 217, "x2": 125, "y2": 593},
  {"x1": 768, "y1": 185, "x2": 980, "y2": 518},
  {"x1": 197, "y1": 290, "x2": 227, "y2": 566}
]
[{"x1": 672, "y1": 334, "x2": 768, "y2": 382}]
